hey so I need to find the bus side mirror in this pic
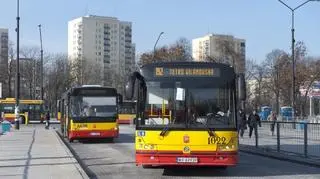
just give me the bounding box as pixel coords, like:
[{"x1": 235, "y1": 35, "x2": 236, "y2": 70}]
[
  {"x1": 125, "y1": 73, "x2": 136, "y2": 100},
  {"x1": 238, "y1": 73, "x2": 246, "y2": 101}
]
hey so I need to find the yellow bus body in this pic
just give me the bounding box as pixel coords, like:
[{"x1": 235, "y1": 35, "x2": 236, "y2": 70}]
[{"x1": 135, "y1": 130, "x2": 238, "y2": 166}]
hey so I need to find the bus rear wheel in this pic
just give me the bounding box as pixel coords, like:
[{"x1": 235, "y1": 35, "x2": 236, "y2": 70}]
[{"x1": 142, "y1": 165, "x2": 153, "y2": 169}]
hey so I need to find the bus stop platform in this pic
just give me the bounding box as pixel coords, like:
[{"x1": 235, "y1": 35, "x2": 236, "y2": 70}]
[{"x1": 0, "y1": 125, "x2": 89, "y2": 179}]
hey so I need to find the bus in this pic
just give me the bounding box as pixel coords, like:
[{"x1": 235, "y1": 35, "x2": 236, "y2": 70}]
[
  {"x1": 118, "y1": 100, "x2": 136, "y2": 124},
  {"x1": 0, "y1": 98, "x2": 45, "y2": 124},
  {"x1": 125, "y1": 62, "x2": 246, "y2": 168},
  {"x1": 59, "y1": 85, "x2": 122, "y2": 142}
]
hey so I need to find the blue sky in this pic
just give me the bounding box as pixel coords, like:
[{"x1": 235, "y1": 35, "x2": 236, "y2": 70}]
[{"x1": 0, "y1": 0, "x2": 319, "y2": 62}]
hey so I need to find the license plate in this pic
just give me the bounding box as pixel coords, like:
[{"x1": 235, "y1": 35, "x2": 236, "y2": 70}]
[
  {"x1": 90, "y1": 132, "x2": 101, "y2": 136},
  {"x1": 176, "y1": 157, "x2": 198, "y2": 163}
]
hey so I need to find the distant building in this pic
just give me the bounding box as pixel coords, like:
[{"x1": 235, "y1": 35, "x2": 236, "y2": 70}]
[
  {"x1": 192, "y1": 34, "x2": 245, "y2": 73},
  {"x1": 0, "y1": 28, "x2": 9, "y2": 98},
  {"x1": 68, "y1": 15, "x2": 135, "y2": 88}
]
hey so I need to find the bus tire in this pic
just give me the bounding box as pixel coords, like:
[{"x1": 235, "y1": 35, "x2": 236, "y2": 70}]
[
  {"x1": 216, "y1": 166, "x2": 227, "y2": 170},
  {"x1": 69, "y1": 138, "x2": 74, "y2": 143},
  {"x1": 108, "y1": 138, "x2": 114, "y2": 143}
]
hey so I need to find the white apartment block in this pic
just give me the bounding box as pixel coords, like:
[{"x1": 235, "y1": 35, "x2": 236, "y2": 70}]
[
  {"x1": 0, "y1": 28, "x2": 9, "y2": 97},
  {"x1": 68, "y1": 15, "x2": 135, "y2": 86},
  {"x1": 192, "y1": 34, "x2": 246, "y2": 73}
]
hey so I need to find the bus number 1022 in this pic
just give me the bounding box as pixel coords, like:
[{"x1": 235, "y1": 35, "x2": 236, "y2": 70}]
[{"x1": 208, "y1": 136, "x2": 227, "y2": 145}]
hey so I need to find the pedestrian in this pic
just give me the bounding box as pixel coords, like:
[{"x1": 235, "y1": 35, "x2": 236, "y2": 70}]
[
  {"x1": 247, "y1": 110, "x2": 261, "y2": 138},
  {"x1": 268, "y1": 111, "x2": 277, "y2": 136},
  {"x1": 238, "y1": 109, "x2": 247, "y2": 138},
  {"x1": 45, "y1": 110, "x2": 50, "y2": 129}
]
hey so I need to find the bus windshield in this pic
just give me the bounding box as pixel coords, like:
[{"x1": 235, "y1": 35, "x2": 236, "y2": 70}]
[
  {"x1": 119, "y1": 101, "x2": 136, "y2": 114},
  {"x1": 70, "y1": 96, "x2": 117, "y2": 118},
  {"x1": 143, "y1": 81, "x2": 235, "y2": 129}
]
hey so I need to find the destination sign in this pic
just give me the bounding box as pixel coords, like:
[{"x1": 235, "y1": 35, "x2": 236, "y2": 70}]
[{"x1": 155, "y1": 67, "x2": 219, "y2": 77}]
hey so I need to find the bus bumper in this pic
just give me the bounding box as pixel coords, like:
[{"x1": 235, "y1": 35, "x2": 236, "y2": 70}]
[
  {"x1": 118, "y1": 119, "x2": 131, "y2": 124},
  {"x1": 69, "y1": 129, "x2": 119, "y2": 139},
  {"x1": 135, "y1": 151, "x2": 238, "y2": 166}
]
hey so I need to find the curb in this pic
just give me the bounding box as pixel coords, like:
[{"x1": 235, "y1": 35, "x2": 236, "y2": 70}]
[
  {"x1": 55, "y1": 130, "x2": 96, "y2": 179},
  {"x1": 240, "y1": 145, "x2": 320, "y2": 168}
]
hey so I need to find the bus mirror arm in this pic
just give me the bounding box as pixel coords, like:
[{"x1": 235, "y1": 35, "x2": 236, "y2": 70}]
[
  {"x1": 237, "y1": 73, "x2": 246, "y2": 101},
  {"x1": 125, "y1": 72, "x2": 146, "y2": 100}
]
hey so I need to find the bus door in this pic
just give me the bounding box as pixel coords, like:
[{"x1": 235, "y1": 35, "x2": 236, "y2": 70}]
[
  {"x1": 149, "y1": 99, "x2": 172, "y2": 125},
  {"x1": 29, "y1": 104, "x2": 42, "y2": 121}
]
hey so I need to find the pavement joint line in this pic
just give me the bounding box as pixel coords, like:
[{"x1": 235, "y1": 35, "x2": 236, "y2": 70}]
[
  {"x1": 53, "y1": 130, "x2": 90, "y2": 179},
  {"x1": 240, "y1": 145, "x2": 320, "y2": 168},
  {"x1": 55, "y1": 130, "x2": 97, "y2": 179}
]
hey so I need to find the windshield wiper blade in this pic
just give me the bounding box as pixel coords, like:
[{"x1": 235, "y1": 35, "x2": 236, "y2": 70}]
[
  {"x1": 206, "y1": 114, "x2": 215, "y2": 137},
  {"x1": 159, "y1": 126, "x2": 170, "y2": 137},
  {"x1": 207, "y1": 127, "x2": 215, "y2": 137}
]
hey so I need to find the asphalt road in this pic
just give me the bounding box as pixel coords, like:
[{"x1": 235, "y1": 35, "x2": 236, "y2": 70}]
[{"x1": 59, "y1": 124, "x2": 320, "y2": 179}]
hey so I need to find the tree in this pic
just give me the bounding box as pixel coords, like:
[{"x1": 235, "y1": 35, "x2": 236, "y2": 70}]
[
  {"x1": 139, "y1": 37, "x2": 192, "y2": 65},
  {"x1": 263, "y1": 49, "x2": 288, "y2": 114},
  {"x1": 19, "y1": 46, "x2": 40, "y2": 99},
  {"x1": 214, "y1": 37, "x2": 245, "y2": 74},
  {"x1": 44, "y1": 54, "x2": 72, "y2": 113},
  {"x1": 70, "y1": 57, "x2": 103, "y2": 86}
]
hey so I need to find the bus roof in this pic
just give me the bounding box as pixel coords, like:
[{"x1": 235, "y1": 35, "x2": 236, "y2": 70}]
[
  {"x1": 140, "y1": 61, "x2": 234, "y2": 69},
  {"x1": 0, "y1": 98, "x2": 44, "y2": 104},
  {"x1": 62, "y1": 86, "x2": 118, "y2": 98}
]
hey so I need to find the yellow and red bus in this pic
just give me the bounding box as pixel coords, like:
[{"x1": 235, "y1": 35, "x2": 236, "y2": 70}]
[
  {"x1": 0, "y1": 98, "x2": 45, "y2": 124},
  {"x1": 59, "y1": 85, "x2": 122, "y2": 142},
  {"x1": 118, "y1": 100, "x2": 136, "y2": 124},
  {"x1": 125, "y1": 62, "x2": 246, "y2": 168}
]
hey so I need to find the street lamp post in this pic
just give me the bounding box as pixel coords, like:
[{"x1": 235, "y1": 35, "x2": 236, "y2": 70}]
[
  {"x1": 14, "y1": 0, "x2": 20, "y2": 130},
  {"x1": 278, "y1": 0, "x2": 319, "y2": 120},
  {"x1": 38, "y1": 24, "x2": 44, "y2": 100},
  {"x1": 152, "y1": 32, "x2": 164, "y2": 60}
]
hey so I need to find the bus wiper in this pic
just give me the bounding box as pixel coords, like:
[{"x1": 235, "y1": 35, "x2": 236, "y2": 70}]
[
  {"x1": 207, "y1": 127, "x2": 215, "y2": 137},
  {"x1": 206, "y1": 113, "x2": 215, "y2": 137},
  {"x1": 159, "y1": 126, "x2": 170, "y2": 137}
]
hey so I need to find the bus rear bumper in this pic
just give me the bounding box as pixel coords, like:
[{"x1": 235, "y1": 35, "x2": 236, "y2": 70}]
[
  {"x1": 136, "y1": 151, "x2": 238, "y2": 166},
  {"x1": 69, "y1": 129, "x2": 119, "y2": 139},
  {"x1": 118, "y1": 119, "x2": 131, "y2": 124}
]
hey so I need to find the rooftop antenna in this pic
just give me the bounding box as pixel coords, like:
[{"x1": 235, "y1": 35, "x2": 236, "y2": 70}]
[{"x1": 84, "y1": 3, "x2": 89, "y2": 16}]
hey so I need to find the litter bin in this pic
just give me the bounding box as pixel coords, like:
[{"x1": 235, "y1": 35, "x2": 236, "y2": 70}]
[{"x1": 1, "y1": 121, "x2": 12, "y2": 133}]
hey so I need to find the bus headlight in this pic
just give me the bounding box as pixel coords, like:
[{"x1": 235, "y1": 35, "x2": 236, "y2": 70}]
[{"x1": 217, "y1": 137, "x2": 238, "y2": 151}]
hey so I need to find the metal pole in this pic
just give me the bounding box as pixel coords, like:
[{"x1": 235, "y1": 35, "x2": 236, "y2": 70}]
[
  {"x1": 152, "y1": 32, "x2": 164, "y2": 60},
  {"x1": 278, "y1": 0, "x2": 320, "y2": 122},
  {"x1": 291, "y1": 11, "x2": 295, "y2": 122},
  {"x1": 38, "y1": 24, "x2": 44, "y2": 100},
  {"x1": 14, "y1": 0, "x2": 20, "y2": 130}
]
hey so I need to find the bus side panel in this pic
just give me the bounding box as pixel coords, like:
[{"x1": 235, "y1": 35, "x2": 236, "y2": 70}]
[
  {"x1": 68, "y1": 120, "x2": 119, "y2": 139},
  {"x1": 135, "y1": 130, "x2": 238, "y2": 166}
]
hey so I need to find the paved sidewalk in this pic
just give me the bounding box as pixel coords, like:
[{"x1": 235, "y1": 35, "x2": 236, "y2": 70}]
[{"x1": 0, "y1": 125, "x2": 89, "y2": 179}]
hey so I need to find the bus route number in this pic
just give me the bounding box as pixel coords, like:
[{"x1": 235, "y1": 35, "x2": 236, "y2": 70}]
[{"x1": 208, "y1": 136, "x2": 227, "y2": 145}]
